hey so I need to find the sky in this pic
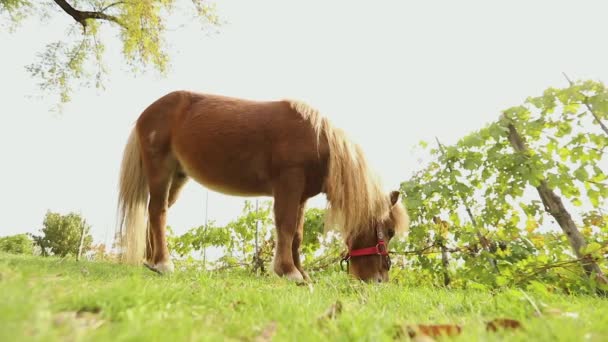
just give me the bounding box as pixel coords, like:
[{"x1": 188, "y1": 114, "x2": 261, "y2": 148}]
[{"x1": 1, "y1": 0, "x2": 608, "y2": 248}]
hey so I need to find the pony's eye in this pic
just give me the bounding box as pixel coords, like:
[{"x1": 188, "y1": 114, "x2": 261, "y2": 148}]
[{"x1": 388, "y1": 227, "x2": 395, "y2": 238}]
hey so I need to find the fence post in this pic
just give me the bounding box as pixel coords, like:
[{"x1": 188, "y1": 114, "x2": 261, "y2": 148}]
[
  {"x1": 253, "y1": 199, "x2": 261, "y2": 274},
  {"x1": 77, "y1": 219, "x2": 87, "y2": 261}
]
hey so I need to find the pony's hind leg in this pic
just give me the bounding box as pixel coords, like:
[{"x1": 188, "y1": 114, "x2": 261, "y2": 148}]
[
  {"x1": 143, "y1": 171, "x2": 185, "y2": 265},
  {"x1": 139, "y1": 146, "x2": 177, "y2": 274},
  {"x1": 144, "y1": 169, "x2": 187, "y2": 272},
  {"x1": 168, "y1": 169, "x2": 189, "y2": 208},
  {"x1": 144, "y1": 167, "x2": 174, "y2": 274},
  {"x1": 272, "y1": 168, "x2": 306, "y2": 281}
]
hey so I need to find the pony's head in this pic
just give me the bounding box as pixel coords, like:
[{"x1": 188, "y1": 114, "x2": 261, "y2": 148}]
[
  {"x1": 287, "y1": 99, "x2": 409, "y2": 282},
  {"x1": 342, "y1": 190, "x2": 409, "y2": 283}
]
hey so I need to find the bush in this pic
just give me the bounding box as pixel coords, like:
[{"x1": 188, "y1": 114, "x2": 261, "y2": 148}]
[
  {"x1": 0, "y1": 234, "x2": 34, "y2": 255},
  {"x1": 32, "y1": 211, "x2": 93, "y2": 257}
]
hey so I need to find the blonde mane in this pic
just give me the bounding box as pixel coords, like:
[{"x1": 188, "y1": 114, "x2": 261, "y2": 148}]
[
  {"x1": 391, "y1": 196, "x2": 410, "y2": 235},
  {"x1": 287, "y1": 100, "x2": 395, "y2": 237}
]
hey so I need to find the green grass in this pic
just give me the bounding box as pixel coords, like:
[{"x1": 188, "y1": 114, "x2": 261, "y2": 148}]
[{"x1": 1, "y1": 253, "x2": 607, "y2": 341}]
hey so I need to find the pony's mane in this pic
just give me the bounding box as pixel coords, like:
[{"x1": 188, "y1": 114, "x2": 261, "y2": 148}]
[
  {"x1": 287, "y1": 100, "x2": 391, "y2": 237},
  {"x1": 391, "y1": 196, "x2": 410, "y2": 235}
]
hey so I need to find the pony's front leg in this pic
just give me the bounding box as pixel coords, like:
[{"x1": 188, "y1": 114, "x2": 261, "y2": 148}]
[
  {"x1": 292, "y1": 202, "x2": 311, "y2": 282},
  {"x1": 272, "y1": 168, "x2": 306, "y2": 282}
]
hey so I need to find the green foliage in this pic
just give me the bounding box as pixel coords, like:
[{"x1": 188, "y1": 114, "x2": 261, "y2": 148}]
[
  {"x1": 1, "y1": 0, "x2": 220, "y2": 108},
  {"x1": 0, "y1": 0, "x2": 31, "y2": 29},
  {"x1": 400, "y1": 79, "x2": 608, "y2": 295},
  {"x1": 32, "y1": 211, "x2": 93, "y2": 257},
  {"x1": 302, "y1": 207, "x2": 325, "y2": 253},
  {"x1": 167, "y1": 201, "x2": 339, "y2": 272},
  {"x1": 168, "y1": 200, "x2": 276, "y2": 268},
  {"x1": 0, "y1": 234, "x2": 34, "y2": 255}
]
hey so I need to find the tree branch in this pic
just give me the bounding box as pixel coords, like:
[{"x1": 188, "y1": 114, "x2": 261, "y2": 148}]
[
  {"x1": 53, "y1": 0, "x2": 125, "y2": 29},
  {"x1": 583, "y1": 97, "x2": 608, "y2": 137},
  {"x1": 562, "y1": 72, "x2": 608, "y2": 137},
  {"x1": 100, "y1": 1, "x2": 125, "y2": 13},
  {"x1": 434, "y1": 137, "x2": 500, "y2": 273}
]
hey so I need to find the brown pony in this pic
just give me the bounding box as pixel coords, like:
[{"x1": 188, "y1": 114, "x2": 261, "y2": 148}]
[{"x1": 116, "y1": 91, "x2": 409, "y2": 282}]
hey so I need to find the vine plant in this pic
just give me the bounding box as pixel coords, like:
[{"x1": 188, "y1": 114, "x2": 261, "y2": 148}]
[{"x1": 399, "y1": 79, "x2": 608, "y2": 294}]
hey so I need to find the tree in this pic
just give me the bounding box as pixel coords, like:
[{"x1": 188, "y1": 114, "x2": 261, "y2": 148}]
[
  {"x1": 0, "y1": 234, "x2": 34, "y2": 255},
  {"x1": 32, "y1": 211, "x2": 93, "y2": 257},
  {"x1": 400, "y1": 79, "x2": 608, "y2": 294},
  {"x1": 0, "y1": 0, "x2": 220, "y2": 108}
]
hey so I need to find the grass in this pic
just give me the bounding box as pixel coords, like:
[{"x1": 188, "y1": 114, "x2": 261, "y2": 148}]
[{"x1": 1, "y1": 253, "x2": 607, "y2": 341}]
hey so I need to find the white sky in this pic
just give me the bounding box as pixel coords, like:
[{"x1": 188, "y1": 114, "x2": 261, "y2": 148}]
[{"x1": 1, "y1": 0, "x2": 607, "y2": 247}]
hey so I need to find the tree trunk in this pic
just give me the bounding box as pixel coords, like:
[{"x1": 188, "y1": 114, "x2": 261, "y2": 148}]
[{"x1": 506, "y1": 122, "x2": 608, "y2": 288}]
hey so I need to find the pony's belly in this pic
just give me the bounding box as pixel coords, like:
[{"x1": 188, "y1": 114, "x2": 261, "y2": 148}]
[
  {"x1": 196, "y1": 180, "x2": 265, "y2": 197},
  {"x1": 175, "y1": 152, "x2": 272, "y2": 197}
]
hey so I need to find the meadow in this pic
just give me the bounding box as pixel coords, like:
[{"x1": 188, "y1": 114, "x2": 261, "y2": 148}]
[{"x1": 1, "y1": 253, "x2": 607, "y2": 341}]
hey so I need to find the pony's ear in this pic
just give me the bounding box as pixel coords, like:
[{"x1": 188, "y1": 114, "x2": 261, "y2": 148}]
[{"x1": 389, "y1": 190, "x2": 400, "y2": 206}]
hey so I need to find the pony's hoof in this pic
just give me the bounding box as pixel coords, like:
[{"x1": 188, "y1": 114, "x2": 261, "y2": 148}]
[
  {"x1": 143, "y1": 260, "x2": 175, "y2": 275},
  {"x1": 284, "y1": 269, "x2": 304, "y2": 282}
]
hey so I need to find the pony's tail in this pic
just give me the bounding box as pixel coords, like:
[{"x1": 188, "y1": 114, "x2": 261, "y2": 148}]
[{"x1": 116, "y1": 127, "x2": 149, "y2": 265}]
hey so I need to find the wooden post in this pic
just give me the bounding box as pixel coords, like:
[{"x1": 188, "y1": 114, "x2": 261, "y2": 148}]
[
  {"x1": 202, "y1": 190, "x2": 209, "y2": 268},
  {"x1": 253, "y1": 199, "x2": 262, "y2": 274},
  {"x1": 432, "y1": 217, "x2": 451, "y2": 286},
  {"x1": 77, "y1": 219, "x2": 87, "y2": 261},
  {"x1": 440, "y1": 244, "x2": 451, "y2": 286}
]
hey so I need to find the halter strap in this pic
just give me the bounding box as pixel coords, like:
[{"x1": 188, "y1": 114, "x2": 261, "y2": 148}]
[
  {"x1": 347, "y1": 239, "x2": 388, "y2": 257},
  {"x1": 340, "y1": 229, "x2": 390, "y2": 271}
]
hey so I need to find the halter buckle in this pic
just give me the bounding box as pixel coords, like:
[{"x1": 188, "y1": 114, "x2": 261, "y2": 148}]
[
  {"x1": 376, "y1": 240, "x2": 387, "y2": 255},
  {"x1": 340, "y1": 255, "x2": 350, "y2": 271}
]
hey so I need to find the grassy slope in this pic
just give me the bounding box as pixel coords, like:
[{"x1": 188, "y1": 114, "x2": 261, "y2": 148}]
[{"x1": 1, "y1": 253, "x2": 607, "y2": 342}]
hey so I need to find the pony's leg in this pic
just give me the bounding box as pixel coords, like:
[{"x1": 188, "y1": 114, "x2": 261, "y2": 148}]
[
  {"x1": 168, "y1": 170, "x2": 189, "y2": 208},
  {"x1": 141, "y1": 155, "x2": 175, "y2": 274},
  {"x1": 145, "y1": 226, "x2": 154, "y2": 263},
  {"x1": 292, "y1": 201, "x2": 310, "y2": 281},
  {"x1": 272, "y1": 168, "x2": 306, "y2": 281},
  {"x1": 143, "y1": 170, "x2": 187, "y2": 267}
]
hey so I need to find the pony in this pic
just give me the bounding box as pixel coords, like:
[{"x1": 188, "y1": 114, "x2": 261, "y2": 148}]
[{"x1": 116, "y1": 91, "x2": 409, "y2": 282}]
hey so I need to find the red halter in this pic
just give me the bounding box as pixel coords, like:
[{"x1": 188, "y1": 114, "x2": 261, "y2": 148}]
[{"x1": 340, "y1": 229, "x2": 391, "y2": 271}]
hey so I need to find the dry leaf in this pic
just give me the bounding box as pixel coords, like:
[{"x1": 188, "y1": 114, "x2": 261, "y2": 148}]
[
  {"x1": 53, "y1": 307, "x2": 105, "y2": 331},
  {"x1": 229, "y1": 300, "x2": 244, "y2": 310},
  {"x1": 406, "y1": 324, "x2": 462, "y2": 338},
  {"x1": 254, "y1": 321, "x2": 277, "y2": 342},
  {"x1": 486, "y1": 318, "x2": 523, "y2": 332},
  {"x1": 393, "y1": 325, "x2": 438, "y2": 341},
  {"x1": 77, "y1": 306, "x2": 102, "y2": 315}
]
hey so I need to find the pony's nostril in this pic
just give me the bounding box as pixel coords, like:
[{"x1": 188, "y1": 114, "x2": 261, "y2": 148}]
[{"x1": 377, "y1": 277, "x2": 382, "y2": 283}]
